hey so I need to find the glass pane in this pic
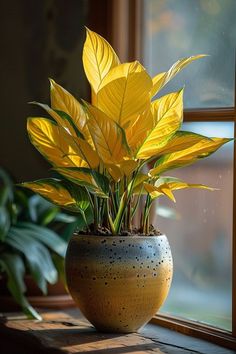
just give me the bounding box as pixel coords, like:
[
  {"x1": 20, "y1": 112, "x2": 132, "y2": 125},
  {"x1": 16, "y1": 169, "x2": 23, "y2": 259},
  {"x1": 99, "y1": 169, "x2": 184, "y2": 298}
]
[
  {"x1": 152, "y1": 122, "x2": 233, "y2": 331},
  {"x1": 143, "y1": 0, "x2": 236, "y2": 108}
]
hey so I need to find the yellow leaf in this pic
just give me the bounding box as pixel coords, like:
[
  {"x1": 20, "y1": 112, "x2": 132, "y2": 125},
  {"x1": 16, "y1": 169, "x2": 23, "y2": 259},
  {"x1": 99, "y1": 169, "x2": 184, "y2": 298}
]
[
  {"x1": 143, "y1": 182, "x2": 176, "y2": 202},
  {"x1": 136, "y1": 90, "x2": 183, "y2": 159},
  {"x1": 156, "y1": 177, "x2": 216, "y2": 192},
  {"x1": 119, "y1": 160, "x2": 139, "y2": 177},
  {"x1": 73, "y1": 137, "x2": 100, "y2": 169},
  {"x1": 125, "y1": 110, "x2": 154, "y2": 153},
  {"x1": 31, "y1": 102, "x2": 79, "y2": 137},
  {"x1": 82, "y1": 28, "x2": 120, "y2": 93},
  {"x1": 151, "y1": 55, "x2": 206, "y2": 97},
  {"x1": 22, "y1": 180, "x2": 77, "y2": 208},
  {"x1": 50, "y1": 79, "x2": 92, "y2": 145},
  {"x1": 105, "y1": 164, "x2": 123, "y2": 182},
  {"x1": 27, "y1": 118, "x2": 88, "y2": 168},
  {"x1": 85, "y1": 103, "x2": 130, "y2": 164},
  {"x1": 97, "y1": 61, "x2": 153, "y2": 129},
  {"x1": 131, "y1": 173, "x2": 149, "y2": 194},
  {"x1": 150, "y1": 137, "x2": 231, "y2": 176},
  {"x1": 148, "y1": 131, "x2": 211, "y2": 157}
]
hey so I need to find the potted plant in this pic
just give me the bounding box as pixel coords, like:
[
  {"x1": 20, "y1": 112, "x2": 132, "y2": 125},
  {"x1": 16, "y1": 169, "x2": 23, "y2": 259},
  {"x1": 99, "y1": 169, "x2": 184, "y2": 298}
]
[
  {"x1": 0, "y1": 168, "x2": 81, "y2": 319},
  {"x1": 22, "y1": 29, "x2": 231, "y2": 332}
]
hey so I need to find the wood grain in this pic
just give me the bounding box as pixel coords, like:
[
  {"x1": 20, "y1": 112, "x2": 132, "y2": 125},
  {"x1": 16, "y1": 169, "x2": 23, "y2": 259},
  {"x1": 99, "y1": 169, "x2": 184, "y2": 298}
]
[{"x1": 0, "y1": 310, "x2": 235, "y2": 354}]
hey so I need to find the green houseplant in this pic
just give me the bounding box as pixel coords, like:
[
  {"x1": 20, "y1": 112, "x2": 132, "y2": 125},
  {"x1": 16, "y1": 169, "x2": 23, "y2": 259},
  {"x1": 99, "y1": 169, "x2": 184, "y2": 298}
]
[
  {"x1": 22, "y1": 29, "x2": 230, "y2": 332},
  {"x1": 0, "y1": 168, "x2": 78, "y2": 320}
]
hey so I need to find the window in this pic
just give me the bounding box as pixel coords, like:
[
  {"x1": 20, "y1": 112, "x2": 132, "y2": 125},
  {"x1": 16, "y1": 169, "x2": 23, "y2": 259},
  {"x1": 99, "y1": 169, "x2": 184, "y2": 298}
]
[
  {"x1": 141, "y1": 0, "x2": 236, "y2": 346},
  {"x1": 105, "y1": 0, "x2": 236, "y2": 348}
]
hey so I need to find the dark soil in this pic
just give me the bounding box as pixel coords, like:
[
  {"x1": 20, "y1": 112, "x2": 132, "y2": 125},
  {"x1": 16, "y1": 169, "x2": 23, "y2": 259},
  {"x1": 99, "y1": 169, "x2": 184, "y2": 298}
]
[{"x1": 76, "y1": 224, "x2": 163, "y2": 237}]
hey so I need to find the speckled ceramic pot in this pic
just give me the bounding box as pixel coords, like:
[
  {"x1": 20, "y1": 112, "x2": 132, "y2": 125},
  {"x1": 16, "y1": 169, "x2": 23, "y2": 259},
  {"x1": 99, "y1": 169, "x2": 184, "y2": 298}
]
[{"x1": 65, "y1": 234, "x2": 173, "y2": 333}]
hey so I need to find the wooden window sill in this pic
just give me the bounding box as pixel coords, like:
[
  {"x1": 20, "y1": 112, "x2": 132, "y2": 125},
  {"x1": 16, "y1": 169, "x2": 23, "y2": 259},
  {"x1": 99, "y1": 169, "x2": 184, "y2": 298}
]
[{"x1": 0, "y1": 309, "x2": 234, "y2": 354}]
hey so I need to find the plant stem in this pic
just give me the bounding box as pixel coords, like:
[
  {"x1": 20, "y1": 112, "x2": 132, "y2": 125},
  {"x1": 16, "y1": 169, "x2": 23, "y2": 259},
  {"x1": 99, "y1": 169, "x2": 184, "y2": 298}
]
[
  {"x1": 106, "y1": 199, "x2": 116, "y2": 235},
  {"x1": 93, "y1": 195, "x2": 99, "y2": 232},
  {"x1": 142, "y1": 194, "x2": 151, "y2": 234},
  {"x1": 114, "y1": 167, "x2": 141, "y2": 234}
]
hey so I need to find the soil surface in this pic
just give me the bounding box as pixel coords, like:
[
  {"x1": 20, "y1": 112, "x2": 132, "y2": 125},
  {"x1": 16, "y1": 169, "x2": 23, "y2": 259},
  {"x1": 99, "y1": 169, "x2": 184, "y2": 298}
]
[{"x1": 77, "y1": 225, "x2": 163, "y2": 237}]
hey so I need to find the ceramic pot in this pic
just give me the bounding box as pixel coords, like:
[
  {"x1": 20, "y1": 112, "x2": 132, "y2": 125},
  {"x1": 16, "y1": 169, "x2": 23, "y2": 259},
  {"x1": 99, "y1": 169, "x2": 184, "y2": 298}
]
[{"x1": 65, "y1": 234, "x2": 173, "y2": 333}]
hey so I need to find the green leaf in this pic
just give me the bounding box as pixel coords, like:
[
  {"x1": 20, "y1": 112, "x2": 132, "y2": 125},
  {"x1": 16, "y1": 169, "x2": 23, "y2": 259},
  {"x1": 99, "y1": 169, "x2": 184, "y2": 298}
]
[
  {"x1": 0, "y1": 168, "x2": 14, "y2": 201},
  {"x1": 0, "y1": 186, "x2": 11, "y2": 206},
  {"x1": 60, "y1": 208, "x2": 94, "y2": 242},
  {"x1": 38, "y1": 206, "x2": 60, "y2": 225},
  {"x1": 53, "y1": 212, "x2": 77, "y2": 223},
  {"x1": 0, "y1": 206, "x2": 10, "y2": 241},
  {"x1": 16, "y1": 222, "x2": 67, "y2": 257},
  {"x1": 6, "y1": 227, "x2": 58, "y2": 293},
  {"x1": 0, "y1": 253, "x2": 41, "y2": 320}
]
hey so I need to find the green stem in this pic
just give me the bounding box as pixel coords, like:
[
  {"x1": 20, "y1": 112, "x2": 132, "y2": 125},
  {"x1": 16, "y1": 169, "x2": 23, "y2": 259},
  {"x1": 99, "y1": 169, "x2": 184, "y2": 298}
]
[
  {"x1": 143, "y1": 194, "x2": 151, "y2": 234},
  {"x1": 114, "y1": 166, "x2": 142, "y2": 234},
  {"x1": 106, "y1": 199, "x2": 116, "y2": 235},
  {"x1": 93, "y1": 195, "x2": 99, "y2": 232},
  {"x1": 80, "y1": 210, "x2": 90, "y2": 231}
]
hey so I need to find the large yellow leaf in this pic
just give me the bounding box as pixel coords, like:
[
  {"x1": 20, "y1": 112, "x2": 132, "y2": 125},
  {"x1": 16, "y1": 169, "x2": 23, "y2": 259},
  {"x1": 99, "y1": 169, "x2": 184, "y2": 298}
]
[
  {"x1": 50, "y1": 79, "x2": 92, "y2": 144},
  {"x1": 151, "y1": 55, "x2": 206, "y2": 97},
  {"x1": 136, "y1": 90, "x2": 183, "y2": 159},
  {"x1": 145, "y1": 131, "x2": 212, "y2": 158},
  {"x1": 85, "y1": 103, "x2": 130, "y2": 164},
  {"x1": 82, "y1": 28, "x2": 120, "y2": 93},
  {"x1": 150, "y1": 137, "x2": 231, "y2": 176},
  {"x1": 27, "y1": 118, "x2": 88, "y2": 168},
  {"x1": 124, "y1": 110, "x2": 153, "y2": 153},
  {"x1": 97, "y1": 61, "x2": 153, "y2": 129}
]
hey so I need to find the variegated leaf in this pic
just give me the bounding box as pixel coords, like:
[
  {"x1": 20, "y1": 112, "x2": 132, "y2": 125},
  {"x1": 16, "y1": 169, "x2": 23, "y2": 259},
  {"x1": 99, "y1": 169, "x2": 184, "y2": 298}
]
[
  {"x1": 136, "y1": 90, "x2": 183, "y2": 159},
  {"x1": 125, "y1": 110, "x2": 153, "y2": 153},
  {"x1": 151, "y1": 55, "x2": 206, "y2": 97},
  {"x1": 84, "y1": 103, "x2": 130, "y2": 164},
  {"x1": 50, "y1": 79, "x2": 92, "y2": 145},
  {"x1": 143, "y1": 182, "x2": 176, "y2": 202},
  {"x1": 82, "y1": 28, "x2": 120, "y2": 93},
  {"x1": 55, "y1": 167, "x2": 109, "y2": 198},
  {"x1": 150, "y1": 137, "x2": 231, "y2": 176},
  {"x1": 27, "y1": 118, "x2": 88, "y2": 168},
  {"x1": 97, "y1": 61, "x2": 153, "y2": 129},
  {"x1": 22, "y1": 179, "x2": 90, "y2": 212}
]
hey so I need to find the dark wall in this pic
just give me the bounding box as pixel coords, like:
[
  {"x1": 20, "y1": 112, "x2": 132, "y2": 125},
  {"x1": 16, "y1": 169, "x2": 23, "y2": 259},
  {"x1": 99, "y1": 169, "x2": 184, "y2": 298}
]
[{"x1": 0, "y1": 0, "x2": 94, "y2": 182}]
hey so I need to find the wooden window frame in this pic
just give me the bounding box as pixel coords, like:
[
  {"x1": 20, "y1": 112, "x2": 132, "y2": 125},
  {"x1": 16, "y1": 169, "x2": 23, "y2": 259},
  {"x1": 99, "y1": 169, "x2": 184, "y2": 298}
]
[{"x1": 101, "y1": 0, "x2": 236, "y2": 350}]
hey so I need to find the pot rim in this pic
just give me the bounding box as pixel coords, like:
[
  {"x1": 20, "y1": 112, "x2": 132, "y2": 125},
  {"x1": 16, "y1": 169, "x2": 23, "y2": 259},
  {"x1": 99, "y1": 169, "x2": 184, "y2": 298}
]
[{"x1": 72, "y1": 233, "x2": 166, "y2": 239}]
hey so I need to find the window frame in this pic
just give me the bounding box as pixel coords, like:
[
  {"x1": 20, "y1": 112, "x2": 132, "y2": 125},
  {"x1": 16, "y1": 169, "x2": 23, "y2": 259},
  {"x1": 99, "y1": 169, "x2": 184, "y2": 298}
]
[{"x1": 104, "y1": 0, "x2": 236, "y2": 349}]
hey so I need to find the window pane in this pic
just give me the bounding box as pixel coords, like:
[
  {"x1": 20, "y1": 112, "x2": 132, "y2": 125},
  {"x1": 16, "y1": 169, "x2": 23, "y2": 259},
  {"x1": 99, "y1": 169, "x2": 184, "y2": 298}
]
[
  {"x1": 143, "y1": 0, "x2": 236, "y2": 108},
  {"x1": 152, "y1": 122, "x2": 233, "y2": 331}
]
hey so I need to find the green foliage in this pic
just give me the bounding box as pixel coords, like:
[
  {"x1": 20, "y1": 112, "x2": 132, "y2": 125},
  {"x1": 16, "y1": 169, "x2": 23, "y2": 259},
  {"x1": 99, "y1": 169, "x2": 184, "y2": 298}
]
[{"x1": 0, "y1": 168, "x2": 80, "y2": 319}]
